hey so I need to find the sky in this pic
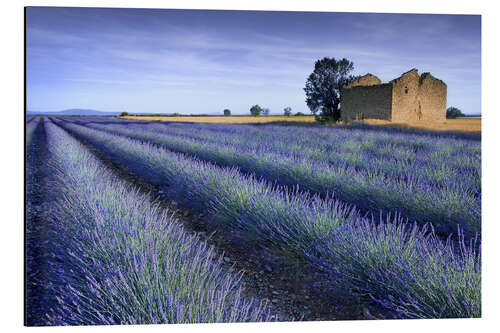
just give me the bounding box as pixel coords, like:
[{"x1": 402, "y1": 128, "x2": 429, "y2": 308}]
[{"x1": 26, "y1": 7, "x2": 481, "y2": 115}]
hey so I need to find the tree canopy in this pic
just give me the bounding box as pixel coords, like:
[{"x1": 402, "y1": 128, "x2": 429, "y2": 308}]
[
  {"x1": 223, "y1": 109, "x2": 231, "y2": 116},
  {"x1": 283, "y1": 107, "x2": 292, "y2": 116},
  {"x1": 250, "y1": 105, "x2": 262, "y2": 116},
  {"x1": 304, "y1": 57, "x2": 357, "y2": 121},
  {"x1": 446, "y1": 107, "x2": 464, "y2": 119}
]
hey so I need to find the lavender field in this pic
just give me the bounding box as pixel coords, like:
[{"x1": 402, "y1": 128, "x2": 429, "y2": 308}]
[{"x1": 25, "y1": 116, "x2": 481, "y2": 325}]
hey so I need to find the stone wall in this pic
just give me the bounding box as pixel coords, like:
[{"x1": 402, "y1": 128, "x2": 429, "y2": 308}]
[
  {"x1": 341, "y1": 83, "x2": 393, "y2": 122},
  {"x1": 341, "y1": 68, "x2": 446, "y2": 123},
  {"x1": 391, "y1": 70, "x2": 446, "y2": 122},
  {"x1": 417, "y1": 73, "x2": 447, "y2": 122},
  {"x1": 390, "y1": 69, "x2": 422, "y2": 122},
  {"x1": 346, "y1": 74, "x2": 382, "y2": 88}
]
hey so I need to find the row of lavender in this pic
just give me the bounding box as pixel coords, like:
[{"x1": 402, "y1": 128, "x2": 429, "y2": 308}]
[
  {"x1": 64, "y1": 117, "x2": 480, "y2": 239},
  {"x1": 25, "y1": 117, "x2": 40, "y2": 149},
  {"x1": 54, "y1": 118, "x2": 481, "y2": 319},
  {"x1": 37, "y1": 119, "x2": 272, "y2": 325},
  {"x1": 25, "y1": 117, "x2": 48, "y2": 325},
  {"x1": 89, "y1": 120, "x2": 480, "y2": 202}
]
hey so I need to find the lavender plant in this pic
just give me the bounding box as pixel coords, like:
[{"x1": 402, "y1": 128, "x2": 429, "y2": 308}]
[
  {"x1": 309, "y1": 220, "x2": 480, "y2": 318},
  {"x1": 54, "y1": 119, "x2": 481, "y2": 319},
  {"x1": 26, "y1": 116, "x2": 51, "y2": 326},
  {"x1": 26, "y1": 117, "x2": 40, "y2": 149},
  {"x1": 72, "y1": 119, "x2": 480, "y2": 239},
  {"x1": 40, "y1": 120, "x2": 273, "y2": 325}
]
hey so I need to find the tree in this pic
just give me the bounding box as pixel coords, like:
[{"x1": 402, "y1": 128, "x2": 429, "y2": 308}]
[
  {"x1": 284, "y1": 107, "x2": 292, "y2": 116},
  {"x1": 250, "y1": 105, "x2": 262, "y2": 116},
  {"x1": 304, "y1": 57, "x2": 357, "y2": 121},
  {"x1": 223, "y1": 109, "x2": 231, "y2": 116},
  {"x1": 446, "y1": 106, "x2": 464, "y2": 119},
  {"x1": 262, "y1": 108, "x2": 270, "y2": 116},
  {"x1": 120, "y1": 112, "x2": 129, "y2": 117},
  {"x1": 295, "y1": 112, "x2": 305, "y2": 116}
]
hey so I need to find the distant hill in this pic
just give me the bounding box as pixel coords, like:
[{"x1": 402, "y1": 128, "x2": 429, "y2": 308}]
[{"x1": 27, "y1": 109, "x2": 122, "y2": 116}]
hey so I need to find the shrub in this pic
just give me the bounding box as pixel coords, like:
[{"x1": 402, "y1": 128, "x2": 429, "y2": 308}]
[
  {"x1": 446, "y1": 107, "x2": 464, "y2": 119},
  {"x1": 250, "y1": 105, "x2": 262, "y2": 116}
]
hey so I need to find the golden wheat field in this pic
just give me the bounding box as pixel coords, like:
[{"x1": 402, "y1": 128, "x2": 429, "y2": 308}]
[
  {"x1": 359, "y1": 118, "x2": 481, "y2": 132},
  {"x1": 121, "y1": 115, "x2": 481, "y2": 133},
  {"x1": 121, "y1": 115, "x2": 317, "y2": 124}
]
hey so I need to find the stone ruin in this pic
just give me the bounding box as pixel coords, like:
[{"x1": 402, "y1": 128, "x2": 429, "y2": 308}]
[{"x1": 341, "y1": 69, "x2": 447, "y2": 122}]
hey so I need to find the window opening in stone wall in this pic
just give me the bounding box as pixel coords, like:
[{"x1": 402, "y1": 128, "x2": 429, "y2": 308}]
[{"x1": 405, "y1": 87, "x2": 409, "y2": 94}]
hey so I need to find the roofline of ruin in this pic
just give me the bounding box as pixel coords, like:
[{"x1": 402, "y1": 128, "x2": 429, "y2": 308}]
[
  {"x1": 420, "y1": 72, "x2": 447, "y2": 87},
  {"x1": 345, "y1": 68, "x2": 445, "y2": 89}
]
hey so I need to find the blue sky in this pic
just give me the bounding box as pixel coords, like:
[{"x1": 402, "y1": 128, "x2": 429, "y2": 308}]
[{"x1": 26, "y1": 7, "x2": 481, "y2": 115}]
